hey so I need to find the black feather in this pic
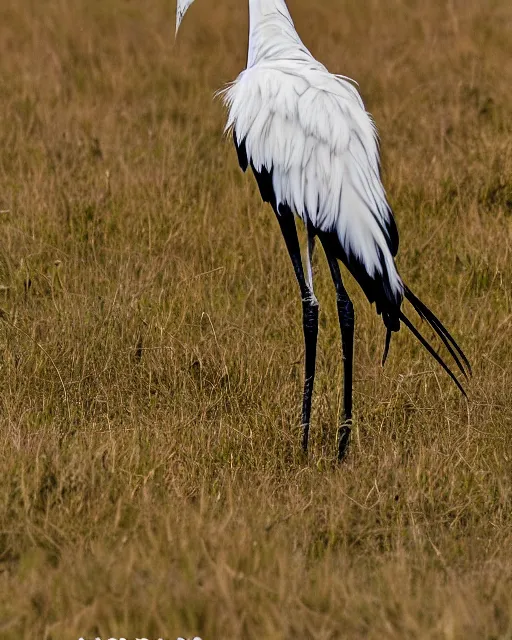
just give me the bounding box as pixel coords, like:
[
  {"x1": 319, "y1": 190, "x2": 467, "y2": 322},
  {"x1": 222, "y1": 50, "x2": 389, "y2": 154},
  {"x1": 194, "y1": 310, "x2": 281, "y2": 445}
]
[
  {"x1": 404, "y1": 286, "x2": 471, "y2": 378},
  {"x1": 382, "y1": 327, "x2": 392, "y2": 366},
  {"x1": 233, "y1": 131, "x2": 248, "y2": 172},
  {"x1": 384, "y1": 208, "x2": 399, "y2": 257},
  {"x1": 400, "y1": 312, "x2": 467, "y2": 396},
  {"x1": 316, "y1": 229, "x2": 401, "y2": 333},
  {"x1": 250, "y1": 163, "x2": 277, "y2": 207}
]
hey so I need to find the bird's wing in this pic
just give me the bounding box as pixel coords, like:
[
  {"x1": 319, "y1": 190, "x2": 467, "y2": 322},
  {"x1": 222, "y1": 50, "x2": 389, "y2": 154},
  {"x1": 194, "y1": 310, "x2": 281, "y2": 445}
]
[{"x1": 222, "y1": 64, "x2": 401, "y2": 302}]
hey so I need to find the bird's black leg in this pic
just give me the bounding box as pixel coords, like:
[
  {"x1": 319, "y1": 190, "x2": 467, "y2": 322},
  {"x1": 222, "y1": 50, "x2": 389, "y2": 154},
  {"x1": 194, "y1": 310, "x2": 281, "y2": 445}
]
[
  {"x1": 274, "y1": 206, "x2": 318, "y2": 454},
  {"x1": 321, "y1": 241, "x2": 354, "y2": 462}
]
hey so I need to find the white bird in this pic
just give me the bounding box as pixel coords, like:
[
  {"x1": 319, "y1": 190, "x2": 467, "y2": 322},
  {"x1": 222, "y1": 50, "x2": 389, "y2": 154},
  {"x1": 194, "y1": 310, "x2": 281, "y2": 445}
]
[{"x1": 176, "y1": 0, "x2": 471, "y2": 460}]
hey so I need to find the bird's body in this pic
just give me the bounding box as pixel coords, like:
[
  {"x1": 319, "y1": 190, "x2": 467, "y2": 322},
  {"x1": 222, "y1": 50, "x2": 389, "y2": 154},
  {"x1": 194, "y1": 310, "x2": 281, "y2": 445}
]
[
  {"x1": 176, "y1": 0, "x2": 470, "y2": 459},
  {"x1": 223, "y1": 10, "x2": 402, "y2": 331}
]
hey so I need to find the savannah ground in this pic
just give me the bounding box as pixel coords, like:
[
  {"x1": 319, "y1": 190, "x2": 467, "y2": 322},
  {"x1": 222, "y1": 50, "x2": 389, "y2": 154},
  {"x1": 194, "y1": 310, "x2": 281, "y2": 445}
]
[{"x1": 0, "y1": 0, "x2": 511, "y2": 638}]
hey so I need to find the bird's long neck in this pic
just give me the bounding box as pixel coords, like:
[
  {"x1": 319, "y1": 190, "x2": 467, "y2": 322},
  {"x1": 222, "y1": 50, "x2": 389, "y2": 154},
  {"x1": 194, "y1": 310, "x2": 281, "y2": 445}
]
[{"x1": 247, "y1": 0, "x2": 311, "y2": 67}]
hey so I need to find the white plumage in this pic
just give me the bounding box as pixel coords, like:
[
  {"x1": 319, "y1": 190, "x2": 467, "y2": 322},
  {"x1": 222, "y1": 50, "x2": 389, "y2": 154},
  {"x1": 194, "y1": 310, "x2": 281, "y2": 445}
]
[
  {"x1": 175, "y1": 0, "x2": 470, "y2": 460},
  {"x1": 223, "y1": 62, "x2": 402, "y2": 300}
]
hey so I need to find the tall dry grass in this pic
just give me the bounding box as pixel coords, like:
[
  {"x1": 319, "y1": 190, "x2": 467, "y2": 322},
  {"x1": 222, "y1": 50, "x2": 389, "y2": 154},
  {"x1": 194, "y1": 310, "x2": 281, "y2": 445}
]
[{"x1": 0, "y1": 0, "x2": 511, "y2": 638}]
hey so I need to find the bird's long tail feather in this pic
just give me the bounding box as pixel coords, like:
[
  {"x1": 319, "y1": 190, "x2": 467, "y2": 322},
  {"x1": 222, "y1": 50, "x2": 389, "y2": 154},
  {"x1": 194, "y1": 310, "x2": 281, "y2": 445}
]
[
  {"x1": 399, "y1": 312, "x2": 467, "y2": 396},
  {"x1": 381, "y1": 327, "x2": 392, "y2": 366},
  {"x1": 404, "y1": 286, "x2": 471, "y2": 378},
  {"x1": 389, "y1": 285, "x2": 471, "y2": 396}
]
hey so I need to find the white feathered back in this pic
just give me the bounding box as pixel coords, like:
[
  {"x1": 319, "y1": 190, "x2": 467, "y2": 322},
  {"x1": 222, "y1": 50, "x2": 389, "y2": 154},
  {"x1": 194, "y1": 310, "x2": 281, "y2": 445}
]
[{"x1": 222, "y1": 61, "x2": 402, "y2": 300}]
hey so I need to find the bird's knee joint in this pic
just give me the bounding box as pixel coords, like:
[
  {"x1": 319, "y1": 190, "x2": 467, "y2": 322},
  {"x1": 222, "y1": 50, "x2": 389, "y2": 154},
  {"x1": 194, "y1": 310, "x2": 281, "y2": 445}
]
[
  {"x1": 302, "y1": 295, "x2": 319, "y2": 331},
  {"x1": 302, "y1": 293, "x2": 319, "y2": 308}
]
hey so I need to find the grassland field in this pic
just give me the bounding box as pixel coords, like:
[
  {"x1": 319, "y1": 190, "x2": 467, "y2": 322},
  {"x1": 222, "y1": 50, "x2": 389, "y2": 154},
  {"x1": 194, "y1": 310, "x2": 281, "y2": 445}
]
[{"x1": 0, "y1": 0, "x2": 511, "y2": 638}]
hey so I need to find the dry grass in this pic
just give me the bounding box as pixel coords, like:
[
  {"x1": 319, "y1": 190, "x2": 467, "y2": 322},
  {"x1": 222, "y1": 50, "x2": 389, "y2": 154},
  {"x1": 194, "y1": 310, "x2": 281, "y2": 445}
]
[{"x1": 0, "y1": 0, "x2": 511, "y2": 638}]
